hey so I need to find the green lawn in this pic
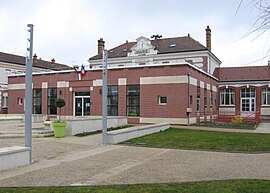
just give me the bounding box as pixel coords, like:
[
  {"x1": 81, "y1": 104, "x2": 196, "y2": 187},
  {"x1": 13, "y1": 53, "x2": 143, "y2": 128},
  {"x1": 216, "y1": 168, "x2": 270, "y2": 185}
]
[
  {"x1": 1, "y1": 180, "x2": 270, "y2": 193},
  {"x1": 124, "y1": 128, "x2": 270, "y2": 152}
]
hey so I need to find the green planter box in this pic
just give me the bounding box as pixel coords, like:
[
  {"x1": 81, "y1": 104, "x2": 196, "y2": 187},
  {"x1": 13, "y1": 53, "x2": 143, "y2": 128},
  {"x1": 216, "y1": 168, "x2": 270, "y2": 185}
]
[{"x1": 52, "y1": 122, "x2": 66, "y2": 138}]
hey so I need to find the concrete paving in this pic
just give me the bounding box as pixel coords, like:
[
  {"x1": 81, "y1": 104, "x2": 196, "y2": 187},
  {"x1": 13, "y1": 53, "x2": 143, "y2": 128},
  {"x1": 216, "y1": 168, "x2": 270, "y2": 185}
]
[
  {"x1": 255, "y1": 121, "x2": 270, "y2": 133},
  {"x1": 0, "y1": 122, "x2": 270, "y2": 187}
]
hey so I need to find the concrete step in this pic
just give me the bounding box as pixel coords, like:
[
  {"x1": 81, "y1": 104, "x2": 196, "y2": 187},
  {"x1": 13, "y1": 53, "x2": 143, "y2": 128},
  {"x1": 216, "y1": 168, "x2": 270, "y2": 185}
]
[{"x1": 0, "y1": 130, "x2": 54, "y2": 138}]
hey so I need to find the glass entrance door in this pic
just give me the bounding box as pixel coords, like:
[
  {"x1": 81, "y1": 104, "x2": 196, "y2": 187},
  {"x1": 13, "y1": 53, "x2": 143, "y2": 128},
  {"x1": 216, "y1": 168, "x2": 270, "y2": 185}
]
[
  {"x1": 241, "y1": 88, "x2": 256, "y2": 112},
  {"x1": 241, "y1": 98, "x2": 255, "y2": 112},
  {"x1": 74, "y1": 92, "x2": 90, "y2": 116},
  {"x1": 75, "y1": 98, "x2": 83, "y2": 116}
]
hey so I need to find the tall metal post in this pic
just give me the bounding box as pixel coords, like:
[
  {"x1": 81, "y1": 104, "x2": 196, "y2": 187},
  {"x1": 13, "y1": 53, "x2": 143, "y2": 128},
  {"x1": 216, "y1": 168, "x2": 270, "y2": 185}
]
[
  {"x1": 25, "y1": 24, "x2": 34, "y2": 163},
  {"x1": 102, "y1": 49, "x2": 108, "y2": 146}
]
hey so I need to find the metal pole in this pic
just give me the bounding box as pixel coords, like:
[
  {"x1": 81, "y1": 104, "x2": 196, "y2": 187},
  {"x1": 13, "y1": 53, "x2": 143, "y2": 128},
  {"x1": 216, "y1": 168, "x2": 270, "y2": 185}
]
[
  {"x1": 102, "y1": 49, "x2": 108, "y2": 146},
  {"x1": 25, "y1": 24, "x2": 34, "y2": 163}
]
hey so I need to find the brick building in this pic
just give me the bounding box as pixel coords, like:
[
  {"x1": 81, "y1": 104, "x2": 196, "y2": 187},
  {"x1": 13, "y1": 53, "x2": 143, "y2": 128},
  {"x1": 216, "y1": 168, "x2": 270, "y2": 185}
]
[
  {"x1": 0, "y1": 52, "x2": 71, "y2": 113},
  {"x1": 7, "y1": 26, "x2": 222, "y2": 124},
  {"x1": 214, "y1": 66, "x2": 270, "y2": 122}
]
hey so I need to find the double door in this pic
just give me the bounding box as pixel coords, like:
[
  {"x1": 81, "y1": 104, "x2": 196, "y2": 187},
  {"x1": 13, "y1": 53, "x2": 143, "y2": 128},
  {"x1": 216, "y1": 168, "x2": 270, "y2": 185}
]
[{"x1": 74, "y1": 92, "x2": 90, "y2": 116}]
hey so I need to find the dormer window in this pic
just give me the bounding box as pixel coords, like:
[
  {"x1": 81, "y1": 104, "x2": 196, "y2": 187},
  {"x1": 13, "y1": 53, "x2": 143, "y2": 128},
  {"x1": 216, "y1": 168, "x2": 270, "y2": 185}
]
[
  {"x1": 123, "y1": 49, "x2": 128, "y2": 52},
  {"x1": 169, "y1": 44, "x2": 176, "y2": 48}
]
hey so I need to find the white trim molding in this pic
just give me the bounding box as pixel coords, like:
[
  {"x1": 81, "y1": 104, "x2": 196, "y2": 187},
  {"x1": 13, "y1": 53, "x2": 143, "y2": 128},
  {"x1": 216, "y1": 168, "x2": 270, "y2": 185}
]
[
  {"x1": 212, "y1": 85, "x2": 217, "y2": 92},
  {"x1": 57, "y1": 81, "x2": 69, "y2": 88},
  {"x1": 8, "y1": 83, "x2": 25, "y2": 90},
  {"x1": 93, "y1": 79, "x2": 103, "y2": 87},
  {"x1": 140, "y1": 75, "x2": 197, "y2": 86},
  {"x1": 200, "y1": 81, "x2": 204, "y2": 88},
  {"x1": 118, "y1": 78, "x2": 127, "y2": 86},
  {"x1": 42, "y1": 82, "x2": 48, "y2": 89}
]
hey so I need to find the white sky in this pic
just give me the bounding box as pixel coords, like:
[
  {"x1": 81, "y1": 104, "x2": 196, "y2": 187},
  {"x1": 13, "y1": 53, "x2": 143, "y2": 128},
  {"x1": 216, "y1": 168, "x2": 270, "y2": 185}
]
[{"x1": 1, "y1": 0, "x2": 269, "y2": 67}]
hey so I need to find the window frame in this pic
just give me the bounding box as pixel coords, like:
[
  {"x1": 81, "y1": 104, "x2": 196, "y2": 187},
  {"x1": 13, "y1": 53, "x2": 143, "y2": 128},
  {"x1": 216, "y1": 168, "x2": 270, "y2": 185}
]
[
  {"x1": 220, "y1": 88, "x2": 235, "y2": 106},
  {"x1": 47, "y1": 88, "x2": 57, "y2": 115},
  {"x1": 107, "y1": 86, "x2": 118, "y2": 116},
  {"x1": 33, "y1": 88, "x2": 42, "y2": 114},
  {"x1": 126, "y1": 85, "x2": 140, "y2": 117},
  {"x1": 158, "y1": 96, "x2": 167, "y2": 105},
  {"x1": 262, "y1": 88, "x2": 270, "y2": 106}
]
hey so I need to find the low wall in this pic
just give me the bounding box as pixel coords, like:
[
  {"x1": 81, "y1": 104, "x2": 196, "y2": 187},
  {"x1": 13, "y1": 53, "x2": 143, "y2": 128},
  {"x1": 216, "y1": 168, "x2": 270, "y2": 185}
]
[
  {"x1": 65, "y1": 116, "x2": 127, "y2": 136},
  {"x1": 0, "y1": 146, "x2": 30, "y2": 171},
  {"x1": 107, "y1": 123, "x2": 170, "y2": 144}
]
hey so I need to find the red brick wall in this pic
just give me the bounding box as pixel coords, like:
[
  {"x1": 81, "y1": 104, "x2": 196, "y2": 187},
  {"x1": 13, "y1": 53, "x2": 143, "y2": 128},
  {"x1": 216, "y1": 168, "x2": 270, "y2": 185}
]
[{"x1": 8, "y1": 64, "x2": 217, "y2": 120}]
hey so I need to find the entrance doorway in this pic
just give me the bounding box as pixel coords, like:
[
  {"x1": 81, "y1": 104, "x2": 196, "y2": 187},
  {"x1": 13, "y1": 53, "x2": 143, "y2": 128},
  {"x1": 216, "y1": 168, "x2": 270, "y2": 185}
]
[{"x1": 74, "y1": 92, "x2": 90, "y2": 116}]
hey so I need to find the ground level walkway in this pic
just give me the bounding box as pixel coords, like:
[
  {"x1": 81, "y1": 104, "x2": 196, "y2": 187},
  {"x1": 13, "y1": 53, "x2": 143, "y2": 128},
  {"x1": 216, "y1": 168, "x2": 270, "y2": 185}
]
[{"x1": 1, "y1": 131, "x2": 270, "y2": 187}]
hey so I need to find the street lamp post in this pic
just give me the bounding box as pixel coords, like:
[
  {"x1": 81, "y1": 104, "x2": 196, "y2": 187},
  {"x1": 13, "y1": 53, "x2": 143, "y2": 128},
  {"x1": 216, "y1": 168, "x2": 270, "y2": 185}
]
[
  {"x1": 25, "y1": 24, "x2": 34, "y2": 163},
  {"x1": 102, "y1": 49, "x2": 108, "y2": 146}
]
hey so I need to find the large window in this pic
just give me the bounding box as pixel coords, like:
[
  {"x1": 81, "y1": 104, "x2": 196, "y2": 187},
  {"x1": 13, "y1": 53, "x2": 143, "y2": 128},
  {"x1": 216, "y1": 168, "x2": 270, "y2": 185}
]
[
  {"x1": 48, "y1": 88, "x2": 57, "y2": 115},
  {"x1": 33, "y1": 88, "x2": 42, "y2": 114},
  {"x1": 127, "y1": 85, "x2": 140, "y2": 116},
  {"x1": 220, "y1": 89, "x2": 235, "y2": 105},
  {"x1": 241, "y1": 88, "x2": 256, "y2": 112},
  {"x1": 107, "y1": 86, "x2": 118, "y2": 116},
  {"x1": 262, "y1": 88, "x2": 270, "y2": 105}
]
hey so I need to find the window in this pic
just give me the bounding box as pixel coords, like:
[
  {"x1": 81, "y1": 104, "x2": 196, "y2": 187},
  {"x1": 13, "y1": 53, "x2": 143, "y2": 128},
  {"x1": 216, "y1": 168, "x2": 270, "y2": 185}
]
[
  {"x1": 197, "y1": 87, "x2": 200, "y2": 112},
  {"x1": 107, "y1": 86, "x2": 118, "y2": 116},
  {"x1": 33, "y1": 88, "x2": 42, "y2": 114},
  {"x1": 204, "y1": 88, "x2": 207, "y2": 113},
  {"x1": 220, "y1": 89, "x2": 235, "y2": 105},
  {"x1": 210, "y1": 90, "x2": 213, "y2": 111},
  {"x1": 17, "y1": 97, "x2": 23, "y2": 105},
  {"x1": 262, "y1": 88, "x2": 270, "y2": 105},
  {"x1": 158, "y1": 96, "x2": 167, "y2": 105},
  {"x1": 127, "y1": 85, "x2": 140, "y2": 116},
  {"x1": 241, "y1": 88, "x2": 256, "y2": 112},
  {"x1": 3, "y1": 92, "x2": 8, "y2": 107},
  {"x1": 48, "y1": 88, "x2": 57, "y2": 115}
]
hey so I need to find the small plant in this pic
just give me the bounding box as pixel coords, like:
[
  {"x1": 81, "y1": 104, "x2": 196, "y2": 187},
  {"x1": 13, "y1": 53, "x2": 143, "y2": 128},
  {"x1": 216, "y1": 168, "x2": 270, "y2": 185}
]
[
  {"x1": 55, "y1": 98, "x2": 65, "y2": 122},
  {"x1": 231, "y1": 115, "x2": 244, "y2": 124}
]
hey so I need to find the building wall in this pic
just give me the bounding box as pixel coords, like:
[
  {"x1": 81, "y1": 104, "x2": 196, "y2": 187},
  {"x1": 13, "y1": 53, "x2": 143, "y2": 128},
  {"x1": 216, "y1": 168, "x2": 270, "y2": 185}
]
[
  {"x1": 8, "y1": 63, "x2": 217, "y2": 124},
  {"x1": 218, "y1": 83, "x2": 270, "y2": 117}
]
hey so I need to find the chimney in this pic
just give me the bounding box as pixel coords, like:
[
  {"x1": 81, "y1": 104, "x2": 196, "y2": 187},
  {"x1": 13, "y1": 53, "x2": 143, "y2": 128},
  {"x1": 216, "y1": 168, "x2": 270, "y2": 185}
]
[
  {"x1": 51, "y1": 58, "x2": 55, "y2": 64},
  {"x1": 205, "y1": 26, "x2": 211, "y2": 51},
  {"x1": 33, "y1": 53, "x2": 37, "y2": 64},
  {"x1": 98, "y1": 38, "x2": 105, "y2": 55}
]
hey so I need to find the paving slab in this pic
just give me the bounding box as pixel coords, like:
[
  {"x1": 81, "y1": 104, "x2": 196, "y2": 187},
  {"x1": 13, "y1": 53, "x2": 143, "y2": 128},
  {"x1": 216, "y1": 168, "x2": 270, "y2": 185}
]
[{"x1": 0, "y1": 122, "x2": 270, "y2": 187}]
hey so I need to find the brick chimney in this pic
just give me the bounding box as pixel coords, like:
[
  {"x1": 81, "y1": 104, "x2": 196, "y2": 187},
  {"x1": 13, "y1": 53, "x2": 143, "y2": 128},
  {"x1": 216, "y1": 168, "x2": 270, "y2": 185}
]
[
  {"x1": 98, "y1": 38, "x2": 105, "y2": 55},
  {"x1": 205, "y1": 26, "x2": 211, "y2": 51},
  {"x1": 33, "y1": 53, "x2": 37, "y2": 65}
]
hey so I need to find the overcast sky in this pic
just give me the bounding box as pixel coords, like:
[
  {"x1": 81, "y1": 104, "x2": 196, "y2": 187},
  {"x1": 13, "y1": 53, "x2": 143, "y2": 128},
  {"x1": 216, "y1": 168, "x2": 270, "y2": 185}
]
[{"x1": 1, "y1": 0, "x2": 269, "y2": 67}]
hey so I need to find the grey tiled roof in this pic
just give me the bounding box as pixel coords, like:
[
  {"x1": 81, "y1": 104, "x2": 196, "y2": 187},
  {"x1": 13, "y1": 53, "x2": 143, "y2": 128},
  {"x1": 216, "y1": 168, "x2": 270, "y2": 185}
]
[
  {"x1": 89, "y1": 36, "x2": 208, "y2": 60},
  {"x1": 0, "y1": 52, "x2": 71, "y2": 71}
]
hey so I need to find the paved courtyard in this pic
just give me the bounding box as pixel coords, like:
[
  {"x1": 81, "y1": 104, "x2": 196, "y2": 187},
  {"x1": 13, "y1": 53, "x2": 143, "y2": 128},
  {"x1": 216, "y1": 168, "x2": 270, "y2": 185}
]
[{"x1": 0, "y1": 122, "x2": 270, "y2": 187}]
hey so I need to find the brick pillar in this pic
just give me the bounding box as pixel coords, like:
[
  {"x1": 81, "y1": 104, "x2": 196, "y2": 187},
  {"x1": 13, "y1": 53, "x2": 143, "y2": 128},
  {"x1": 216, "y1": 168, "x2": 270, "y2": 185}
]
[
  {"x1": 235, "y1": 87, "x2": 240, "y2": 115},
  {"x1": 118, "y1": 85, "x2": 126, "y2": 116}
]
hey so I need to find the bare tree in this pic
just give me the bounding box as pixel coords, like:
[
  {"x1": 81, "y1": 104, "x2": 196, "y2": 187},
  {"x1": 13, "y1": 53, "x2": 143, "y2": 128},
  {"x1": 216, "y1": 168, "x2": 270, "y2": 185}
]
[
  {"x1": 237, "y1": 0, "x2": 270, "y2": 61},
  {"x1": 241, "y1": 0, "x2": 270, "y2": 38}
]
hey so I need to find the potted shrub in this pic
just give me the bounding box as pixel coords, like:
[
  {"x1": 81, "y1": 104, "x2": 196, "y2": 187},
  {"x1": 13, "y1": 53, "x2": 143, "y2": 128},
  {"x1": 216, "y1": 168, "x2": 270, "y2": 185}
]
[{"x1": 52, "y1": 98, "x2": 66, "y2": 138}]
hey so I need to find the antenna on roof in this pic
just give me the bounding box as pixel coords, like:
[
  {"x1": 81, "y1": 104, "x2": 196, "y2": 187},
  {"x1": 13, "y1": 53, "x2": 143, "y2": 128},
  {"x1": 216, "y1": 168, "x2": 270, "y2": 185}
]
[{"x1": 151, "y1": 35, "x2": 162, "y2": 40}]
